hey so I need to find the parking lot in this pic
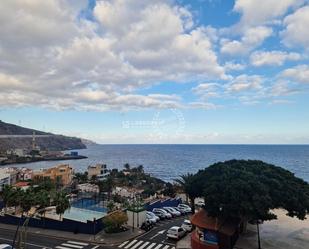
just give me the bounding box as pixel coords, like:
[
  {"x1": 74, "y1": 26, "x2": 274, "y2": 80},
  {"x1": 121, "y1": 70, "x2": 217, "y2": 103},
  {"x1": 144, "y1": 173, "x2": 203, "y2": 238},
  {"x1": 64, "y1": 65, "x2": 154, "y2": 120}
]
[{"x1": 118, "y1": 215, "x2": 191, "y2": 249}]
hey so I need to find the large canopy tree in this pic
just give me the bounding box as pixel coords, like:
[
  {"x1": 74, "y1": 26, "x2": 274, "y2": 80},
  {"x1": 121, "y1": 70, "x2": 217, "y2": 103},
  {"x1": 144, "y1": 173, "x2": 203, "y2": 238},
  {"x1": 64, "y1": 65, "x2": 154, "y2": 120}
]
[{"x1": 196, "y1": 160, "x2": 309, "y2": 221}]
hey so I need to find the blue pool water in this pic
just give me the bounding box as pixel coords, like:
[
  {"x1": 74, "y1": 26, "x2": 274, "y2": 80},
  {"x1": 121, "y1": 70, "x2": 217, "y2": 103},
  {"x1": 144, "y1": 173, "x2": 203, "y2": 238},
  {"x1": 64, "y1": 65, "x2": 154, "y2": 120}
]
[{"x1": 71, "y1": 198, "x2": 107, "y2": 213}]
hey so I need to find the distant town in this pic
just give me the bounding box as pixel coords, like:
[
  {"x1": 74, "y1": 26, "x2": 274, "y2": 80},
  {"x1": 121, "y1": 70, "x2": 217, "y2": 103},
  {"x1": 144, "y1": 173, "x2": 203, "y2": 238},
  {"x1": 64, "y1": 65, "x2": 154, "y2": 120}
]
[{"x1": 0, "y1": 132, "x2": 87, "y2": 166}]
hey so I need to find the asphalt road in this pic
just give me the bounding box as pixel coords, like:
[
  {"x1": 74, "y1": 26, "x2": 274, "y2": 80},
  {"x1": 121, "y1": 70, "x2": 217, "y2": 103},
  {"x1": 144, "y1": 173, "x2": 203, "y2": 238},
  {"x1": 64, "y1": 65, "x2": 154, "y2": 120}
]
[
  {"x1": 118, "y1": 214, "x2": 191, "y2": 249},
  {"x1": 0, "y1": 228, "x2": 108, "y2": 249}
]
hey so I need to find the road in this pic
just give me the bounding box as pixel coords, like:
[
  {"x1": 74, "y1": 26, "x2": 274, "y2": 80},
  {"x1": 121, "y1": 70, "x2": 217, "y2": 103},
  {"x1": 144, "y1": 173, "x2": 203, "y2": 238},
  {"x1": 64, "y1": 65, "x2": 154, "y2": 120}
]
[
  {"x1": 0, "y1": 228, "x2": 107, "y2": 249},
  {"x1": 118, "y1": 215, "x2": 191, "y2": 249},
  {"x1": 0, "y1": 215, "x2": 190, "y2": 249}
]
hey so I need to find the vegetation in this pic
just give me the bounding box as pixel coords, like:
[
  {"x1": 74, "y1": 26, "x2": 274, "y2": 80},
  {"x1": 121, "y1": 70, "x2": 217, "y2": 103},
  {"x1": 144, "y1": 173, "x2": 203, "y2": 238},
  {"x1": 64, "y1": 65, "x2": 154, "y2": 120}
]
[
  {"x1": 103, "y1": 210, "x2": 128, "y2": 233},
  {"x1": 0, "y1": 183, "x2": 70, "y2": 219},
  {"x1": 175, "y1": 173, "x2": 202, "y2": 213},
  {"x1": 54, "y1": 191, "x2": 71, "y2": 219}
]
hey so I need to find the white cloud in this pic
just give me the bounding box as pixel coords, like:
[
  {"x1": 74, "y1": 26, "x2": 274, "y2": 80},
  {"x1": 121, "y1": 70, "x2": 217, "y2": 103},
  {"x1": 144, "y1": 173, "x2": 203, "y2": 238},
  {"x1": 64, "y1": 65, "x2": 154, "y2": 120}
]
[
  {"x1": 0, "y1": 0, "x2": 225, "y2": 111},
  {"x1": 226, "y1": 74, "x2": 263, "y2": 92},
  {"x1": 220, "y1": 26, "x2": 272, "y2": 55},
  {"x1": 250, "y1": 50, "x2": 301, "y2": 66},
  {"x1": 188, "y1": 102, "x2": 220, "y2": 110},
  {"x1": 224, "y1": 62, "x2": 246, "y2": 71},
  {"x1": 280, "y1": 65, "x2": 309, "y2": 84},
  {"x1": 233, "y1": 0, "x2": 305, "y2": 30},
  {"x1": 281, "y1": 5, "x2": 309, "y2": 50}
]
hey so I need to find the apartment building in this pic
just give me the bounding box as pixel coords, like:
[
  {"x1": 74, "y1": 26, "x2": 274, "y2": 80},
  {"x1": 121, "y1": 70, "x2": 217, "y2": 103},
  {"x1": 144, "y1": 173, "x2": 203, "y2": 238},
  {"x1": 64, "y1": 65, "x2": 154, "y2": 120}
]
[
  {"x1": 87, "y1": 164, "x2": 109, "y2": 180},
  {"x1": 33, "y1": 164, "x2": 73, "y2": 186}
]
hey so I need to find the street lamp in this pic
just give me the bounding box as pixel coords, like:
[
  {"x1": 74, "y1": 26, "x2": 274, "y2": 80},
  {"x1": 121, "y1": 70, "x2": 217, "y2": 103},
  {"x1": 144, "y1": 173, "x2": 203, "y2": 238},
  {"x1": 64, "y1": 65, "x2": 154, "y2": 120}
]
[{"x1": 14, "y1": 206, "x2": 54, "y2": 249}]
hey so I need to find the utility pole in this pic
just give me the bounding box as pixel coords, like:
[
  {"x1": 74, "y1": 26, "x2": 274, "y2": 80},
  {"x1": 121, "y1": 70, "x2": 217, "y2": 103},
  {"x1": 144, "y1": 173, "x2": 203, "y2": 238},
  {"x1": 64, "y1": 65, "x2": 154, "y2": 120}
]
[{"x1": 257, "y1": 222, "x2": 261, "y2": 249}]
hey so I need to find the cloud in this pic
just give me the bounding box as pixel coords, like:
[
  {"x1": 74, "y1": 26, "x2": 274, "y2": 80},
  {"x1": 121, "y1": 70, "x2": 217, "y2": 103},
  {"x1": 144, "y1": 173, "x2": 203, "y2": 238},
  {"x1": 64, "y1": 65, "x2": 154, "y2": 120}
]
[
  {"x1": 233, "y1": 0, "x2": 305, "y2": 30},
  {"x1": 220, "y1": 26, "x2": 273, "y2": 55},
  {"x1": 280, "y1": 64, "x2": 309, "y2": 84},
  {"x1": 281, "y1": 5, "x2": 309, "y2": 50},
  {"x1": 0, "y1": 0, "x2": 225, "y2": 111},
  {"x1": 224, "y1": 62, "x2": 246, "y2": 71},
  {"x1": 250, "y1": 50, "x2": 301, "y2": 66},
  {"x1": 226, "y1": 74, "x2": 263, "y2": 92}
]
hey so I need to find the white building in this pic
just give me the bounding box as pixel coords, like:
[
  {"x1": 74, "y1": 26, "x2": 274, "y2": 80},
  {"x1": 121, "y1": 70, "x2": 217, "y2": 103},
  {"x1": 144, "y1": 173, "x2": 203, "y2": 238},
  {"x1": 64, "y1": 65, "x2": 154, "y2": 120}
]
[
  {"x1": 88, "y1": 164, "x2": 110, "y2": 180},
  {"x1": 0, "y1": 171, "x2": 11, "y2": 191},
  {"x1": 77, "y1": 183, "x2": 99, "y2": 193}
]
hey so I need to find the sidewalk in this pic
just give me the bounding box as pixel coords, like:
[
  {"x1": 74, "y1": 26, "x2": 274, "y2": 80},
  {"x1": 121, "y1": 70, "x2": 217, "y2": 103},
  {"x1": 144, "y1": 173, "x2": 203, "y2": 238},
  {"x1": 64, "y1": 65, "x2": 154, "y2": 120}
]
[
  {"x1": 0, "y1": 223, "x2": 144, "y2": 246},
  {"x1": 176, "y1": 234, "x2": 191, "y2": 249},
  {"x1": 235, "y1": 209, "x2": 309, "y2": 249}
]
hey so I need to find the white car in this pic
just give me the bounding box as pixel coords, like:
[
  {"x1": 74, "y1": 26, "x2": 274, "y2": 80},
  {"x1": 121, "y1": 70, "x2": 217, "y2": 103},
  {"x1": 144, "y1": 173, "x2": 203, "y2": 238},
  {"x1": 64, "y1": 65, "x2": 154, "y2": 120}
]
[
  {"x1": 181, "y1": 219, "x2": 193, "y2": 232},
  {"x1": 167, "y1": 226, "x2": 186, "y2": 240},
  {"x1": 163, "y1": 207, "x2": 181, "y2": 217},
  {"x1": 147, "y1": 211, "x2": 160, "y2": 222},
  {"x1": 178, "y1": 204, "x2": 192, "y2": 213},
  {"x1": 146, "y1": 213, "x2": 157, "y2": 224},
  {"x1": 0, "y1": 245, "x2": 12, "y2": 249},
  {"x1": 153, "y1": 208, "x2": 172, "y2": 219}
]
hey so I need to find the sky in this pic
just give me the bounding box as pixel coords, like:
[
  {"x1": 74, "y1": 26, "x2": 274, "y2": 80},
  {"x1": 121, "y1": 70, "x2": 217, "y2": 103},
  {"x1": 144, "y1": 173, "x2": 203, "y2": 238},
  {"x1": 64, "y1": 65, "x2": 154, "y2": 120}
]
[{"x1": 1, "y1": 0, "x2": 309, "y2": 144}]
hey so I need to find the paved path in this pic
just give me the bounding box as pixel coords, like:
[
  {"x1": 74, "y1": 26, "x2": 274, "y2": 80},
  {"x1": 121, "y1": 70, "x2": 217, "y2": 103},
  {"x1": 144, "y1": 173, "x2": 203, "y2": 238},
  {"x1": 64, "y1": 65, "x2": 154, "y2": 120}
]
[{"x1": 235, "y1": 209, "x2": 309, "y2": 249}]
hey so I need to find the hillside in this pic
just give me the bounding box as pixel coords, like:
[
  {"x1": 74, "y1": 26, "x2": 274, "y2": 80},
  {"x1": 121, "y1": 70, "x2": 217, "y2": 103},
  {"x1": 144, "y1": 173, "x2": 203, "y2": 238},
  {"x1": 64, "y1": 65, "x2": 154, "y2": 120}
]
[{"x1": 0, "y1": 120, "x2": 86, "y2": 151}]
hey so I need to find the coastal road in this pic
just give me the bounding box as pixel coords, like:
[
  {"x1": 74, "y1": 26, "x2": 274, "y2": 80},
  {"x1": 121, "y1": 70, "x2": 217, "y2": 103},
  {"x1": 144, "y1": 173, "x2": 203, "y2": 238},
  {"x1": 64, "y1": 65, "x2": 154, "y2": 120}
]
[
  {"x1": 0, "y1": 228, "x2": 109, "y2": 249},
  {"x1": 118, "y1": 215, "x2": 191, "y2": 249}
]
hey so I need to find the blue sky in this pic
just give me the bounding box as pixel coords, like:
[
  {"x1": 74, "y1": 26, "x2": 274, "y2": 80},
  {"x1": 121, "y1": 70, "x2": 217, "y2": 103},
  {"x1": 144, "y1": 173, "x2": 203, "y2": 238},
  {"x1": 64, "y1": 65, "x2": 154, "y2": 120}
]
[{"x1": 1, "y1": 0, "x2": 309, "y2": 144}]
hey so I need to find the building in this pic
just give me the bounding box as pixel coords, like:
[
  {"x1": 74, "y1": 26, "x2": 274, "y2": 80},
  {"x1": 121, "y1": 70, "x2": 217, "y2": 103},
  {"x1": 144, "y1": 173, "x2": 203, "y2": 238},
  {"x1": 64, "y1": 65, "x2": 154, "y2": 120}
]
[
  {"x1": 19, "y1": 167, "x2": 33, "y2": 181},
  {"x1": 191, "y1": 209, "x2": 241, "y2": 249},
  {"x1": 112, "y1": 187, "x2": 143, "y2": 198},
  {"x1": 77, "y1": 183, "x2": 99, "y2": 193},
  {"x1": 14, "y1": 181, "x2": 30, "y2": 190},
  {"x1": 0, "y1": 171, "x2": 10, "y2": 191},
  {"x1": 33, "y1": 164, "x2": 73, "y2": 186},
  {"x1": 0, "y1": 167, "x2": 19, "y2": 188},
  {"x1": 88, "y1": 164, "x2": 109, "y2": 180}
]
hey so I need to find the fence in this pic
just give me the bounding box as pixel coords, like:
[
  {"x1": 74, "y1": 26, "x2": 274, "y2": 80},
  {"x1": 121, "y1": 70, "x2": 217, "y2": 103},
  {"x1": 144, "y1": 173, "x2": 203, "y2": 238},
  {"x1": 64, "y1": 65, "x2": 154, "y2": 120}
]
[{"x1": 0, "y1": 214, "x2": 104, "y2": 234}]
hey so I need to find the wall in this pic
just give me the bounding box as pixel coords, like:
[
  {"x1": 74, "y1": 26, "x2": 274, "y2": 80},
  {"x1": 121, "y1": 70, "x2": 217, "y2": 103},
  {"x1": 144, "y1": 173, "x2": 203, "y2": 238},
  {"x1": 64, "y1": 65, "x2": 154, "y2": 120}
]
[
  {"x1": 0, "y1": 214, "x2": 104, "y2": 234},
  {"x1": 127, "y1": 210, "x2": 146, "y2": 228}
]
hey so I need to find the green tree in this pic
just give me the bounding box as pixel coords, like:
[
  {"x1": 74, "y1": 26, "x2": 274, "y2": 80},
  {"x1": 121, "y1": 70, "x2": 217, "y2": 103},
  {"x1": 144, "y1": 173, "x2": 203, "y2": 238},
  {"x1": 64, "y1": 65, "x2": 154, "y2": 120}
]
[
  {"x1": 195, "y1": 160, "x2": 309, "y2": 249},
  {"x1": 54, "y1": 191, "x2": 70, "y2": 220},
  {"x1": 124, "y1": 163, "x2": 130, "y2": 171},
  {"x1": 20, "y1": 189, "x2": 35, "y2": 214},
  {"x1": 1, "y1": 185, "x2": 14, "y2": 212},
  {"x1": 175, "y1": 173, "x2": 201, "y2": 213}
]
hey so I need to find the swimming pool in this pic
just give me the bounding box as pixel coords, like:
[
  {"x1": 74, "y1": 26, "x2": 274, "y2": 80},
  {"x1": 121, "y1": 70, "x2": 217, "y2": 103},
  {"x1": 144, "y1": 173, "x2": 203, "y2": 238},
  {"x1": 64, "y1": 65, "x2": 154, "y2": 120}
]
[
  {"x1": 63, "y1": 207, "x2": 106, "y2": 223},
  {"x1": 71, "y1": 198, "x2": 108, "y2": 213}
]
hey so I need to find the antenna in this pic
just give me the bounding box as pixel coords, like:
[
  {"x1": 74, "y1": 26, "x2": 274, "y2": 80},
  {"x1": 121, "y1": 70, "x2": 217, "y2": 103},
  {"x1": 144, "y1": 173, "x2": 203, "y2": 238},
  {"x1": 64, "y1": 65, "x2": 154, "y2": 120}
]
[{"x1": 32, "y1": 131, "x2": 36, "y2": 150}]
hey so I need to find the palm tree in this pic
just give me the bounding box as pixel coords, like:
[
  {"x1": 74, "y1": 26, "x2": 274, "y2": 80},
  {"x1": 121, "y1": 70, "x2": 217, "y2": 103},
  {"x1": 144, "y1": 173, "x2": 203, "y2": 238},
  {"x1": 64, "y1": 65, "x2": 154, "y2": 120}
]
[
  {"x1": 174, "y1": 173, "x2": 198, "y2": 213},
  {"x1": 36, "y1": 190, "x2": 50, "y2": 228},
  {"x1": 2, "y1": 185, "x2": 14, "y2": 213},
  {"x1": 124, "y1": 163, "x2": 130, "y2": 171},
  {"x1": 54, "y1": 191, "x2": 70, "y2": 220}
]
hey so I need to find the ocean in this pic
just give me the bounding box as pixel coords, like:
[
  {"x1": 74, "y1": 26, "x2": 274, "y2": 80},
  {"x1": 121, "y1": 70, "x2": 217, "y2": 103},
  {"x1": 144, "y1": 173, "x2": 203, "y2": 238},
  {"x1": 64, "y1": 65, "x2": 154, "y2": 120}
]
[{"x1": 6, "y1": 144, "x2": 309, "y2": 183}]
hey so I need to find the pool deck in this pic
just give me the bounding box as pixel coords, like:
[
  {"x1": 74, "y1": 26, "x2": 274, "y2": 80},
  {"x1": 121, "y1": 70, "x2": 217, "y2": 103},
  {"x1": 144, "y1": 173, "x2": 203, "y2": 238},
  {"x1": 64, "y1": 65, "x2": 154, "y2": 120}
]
[{"x1": 235, "y1": 209, "x2": 309, "y2": 249}]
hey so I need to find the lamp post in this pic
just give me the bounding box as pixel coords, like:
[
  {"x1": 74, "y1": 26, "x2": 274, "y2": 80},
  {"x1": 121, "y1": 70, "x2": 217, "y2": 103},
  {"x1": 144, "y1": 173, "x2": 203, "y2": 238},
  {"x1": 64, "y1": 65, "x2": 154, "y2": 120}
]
[
  {"x1": 16, "y1": 206, "x2": 54, "y2": 249},
  {"x1": 257, "y1": 222, "x2": 261, "y2": 249}
]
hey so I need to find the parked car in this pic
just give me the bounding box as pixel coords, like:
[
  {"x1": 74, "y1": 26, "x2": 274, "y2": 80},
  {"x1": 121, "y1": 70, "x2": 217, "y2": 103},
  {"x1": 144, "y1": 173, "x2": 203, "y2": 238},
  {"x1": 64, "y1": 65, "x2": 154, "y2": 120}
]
[
  {"x1": 147, "y1": 211, "x2": 160, "y2": 222},
  {"x1": 0, "y1": 245, "x2": 12, "y2": 249},
  {"x1": 153, "y1": 208, "x2": 172, "y2": 219},
  {"x1": 167, "y1": 226, "x2": 186, "y2": 240},
  {"x1": 178, "y1": 204, "x2": 192, "y2": 213},
  {"x1": 163, "y1": 207, "x2": 181, "y2": 217},
  {"x1": 152, "y1": 209, "x2": 166, "y2": 219},
  {"x1": 141, "y1": 220, "x2": 154, "y2": 231},
  {"x1": 181, "y1": 219, "x2": 193, "y2": 232},
  {"x1": 146, "y1": 213, "x2": 157, "y2": 224},
  {"x1": 173, "y1": 207, "x2": 186, "y2": 215}
]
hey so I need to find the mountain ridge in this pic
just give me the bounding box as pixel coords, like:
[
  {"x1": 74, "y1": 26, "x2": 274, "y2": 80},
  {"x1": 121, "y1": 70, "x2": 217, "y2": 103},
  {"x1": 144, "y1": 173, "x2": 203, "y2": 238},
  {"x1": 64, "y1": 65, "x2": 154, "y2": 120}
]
[{"x1": 0, "y1": 120, "x2": 86, "y2": 151}]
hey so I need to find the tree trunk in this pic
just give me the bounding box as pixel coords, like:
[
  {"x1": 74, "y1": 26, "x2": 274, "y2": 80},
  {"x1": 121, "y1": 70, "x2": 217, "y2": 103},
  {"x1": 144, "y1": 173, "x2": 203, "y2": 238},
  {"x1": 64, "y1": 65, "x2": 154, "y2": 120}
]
[{"x1": 190, "y1": 197, "x2": 195, "y2": 214}]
